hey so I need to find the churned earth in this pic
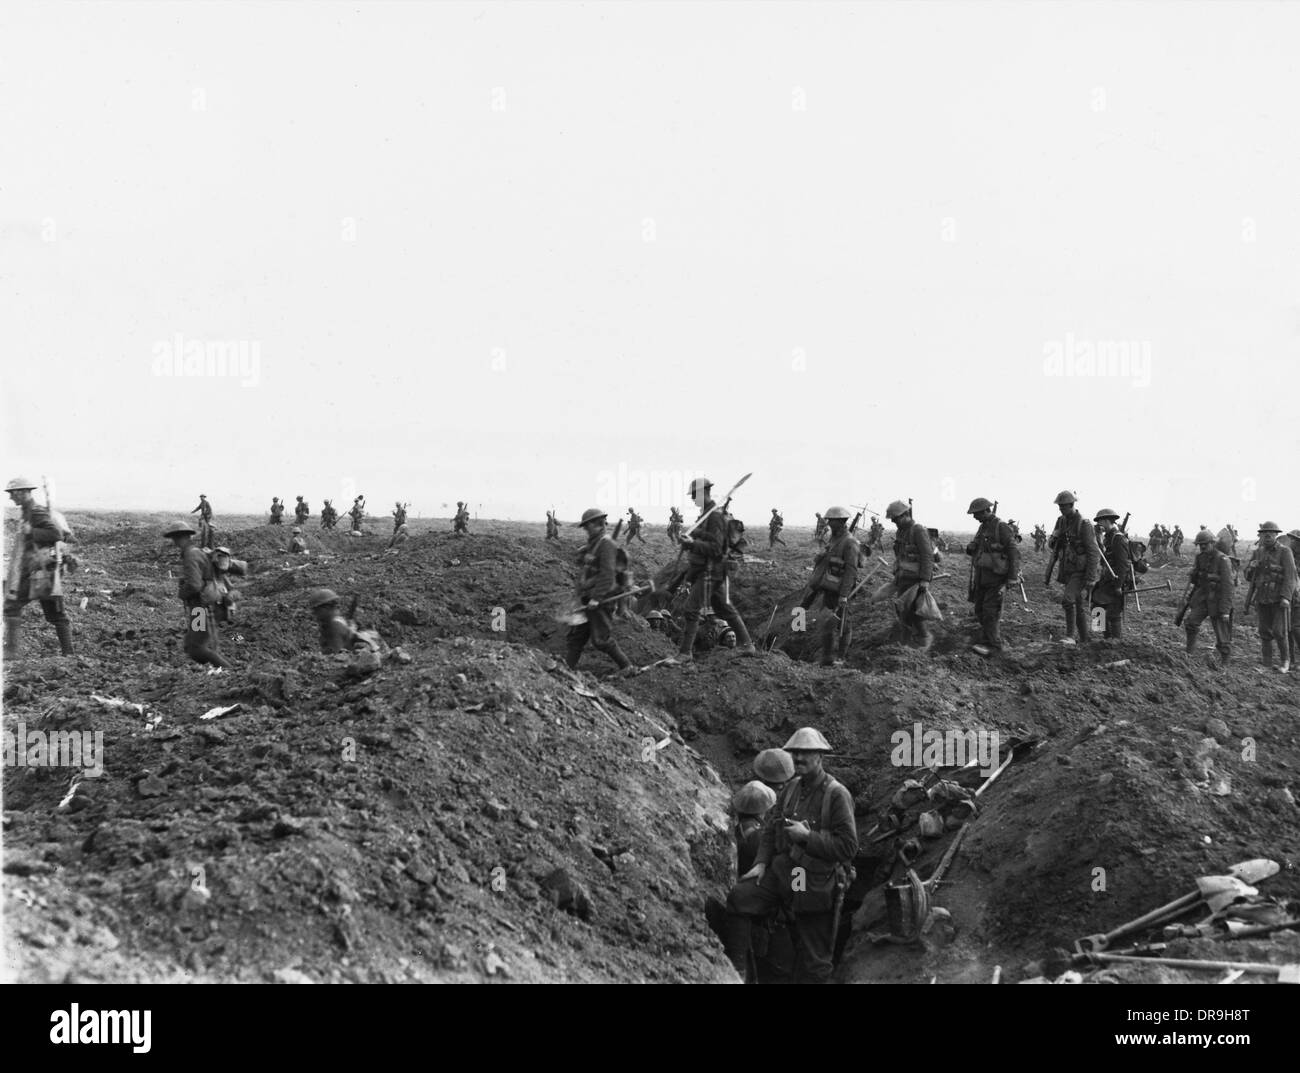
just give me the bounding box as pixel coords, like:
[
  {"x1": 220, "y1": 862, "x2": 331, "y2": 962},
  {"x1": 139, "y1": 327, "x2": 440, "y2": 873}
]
[{"x1": 3, "y1": 510, "x2": 1297, "y2": 983}]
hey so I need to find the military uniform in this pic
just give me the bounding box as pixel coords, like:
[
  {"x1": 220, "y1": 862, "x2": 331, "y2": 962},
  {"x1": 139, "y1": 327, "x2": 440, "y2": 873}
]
[
  {"x1": 724, "y1": 765, "x2": 857, "y2": 983},
  {"x1": 1171, "y1": 526, "x2": 1184, "y2": 556},
  {"x1": 289, "y1": 531, "x2": 307, "y2": 553},
  {"x1": 1090, "y1": 521, "x2": 1132, "y2": 640},
  {"x1": 393, "y1": 503, "x2": 407, "y2": 531},
  {"x1": 565, "y1": 520, "x2": 633, "y2": 672},
  {"x1": 320, "y1": 501, "x2": 337, "y2": 529},
  {"x1": 769, "y1": 510, "x2": 786, "y2": 548},
  {"x1": 813, "y1": 513, "x2": 827, "y2": 546},
  {"x1": 806, "y1": 519, "x2": 859, "y2": 666},
  {"x1": 190, "y1": 496, "x2": 213, "y2": 546},
  {"x1": 209, "y1": 548, "x2": 246, "y2": 625},
  {"x1": 546, "y1": 512, "x2": 560, "y2": 540},
  {"x1": 1048, "y1": 502, "x2": 1100, "y2": 642},
  {"x1": 349, "y1": 499, "x2": 365, "y2": 532},
  {"x1": 678, "y1": 497, "x2": 755, "y2": 658},
  {"x1": 1245, "y1": 526, "x2": 1297, "y2": 671},
  {"x1": 4, "y1": 485, "x2": 74, "y2": 657},
  {"x1": 625, "y1": 510, "x2": 646, "y2": 545},
  {"x1": 269, "y1": 499, "x2": 284, "y2": 525},
  {"x1": 177, "y1": 540, "x2": 230, "y2": 668},
  {"x1": 965, "y1": 506, "x2": 1020, "y2": 649},
  {"x1": 891, "y1": 514, "x2": 936, "y2": 648},
  {"x1": 294, "y1": 498, "x2": 310, "y2": 524},
  {"x1": 867, "y1": 518, "x2": 884, "y2": 551},
  {"x1": 1183, "y1": 537, "x2": 1235, "y2": 662},
  {"x1": 453, "y1": 503, "x2": 469, "y2": 534},
  {"x1": 1288, "y1": 531, "x2": 1300, "y2": 664},
  {"x1": 667, "y1": 508, "x2": 683, "y2": 543}
]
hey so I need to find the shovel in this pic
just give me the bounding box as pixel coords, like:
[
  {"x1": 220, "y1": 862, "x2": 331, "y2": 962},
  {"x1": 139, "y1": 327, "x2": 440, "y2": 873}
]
[
  {"x1": 1074, "y1": 858, "x2": 1278, "y2": 954},
  {"x1": 1086, "y1": 953, "x2": 1300, "y2": 983},
  {"x1": 556, "y1": 585, "x2": 652, "y2": 624}
]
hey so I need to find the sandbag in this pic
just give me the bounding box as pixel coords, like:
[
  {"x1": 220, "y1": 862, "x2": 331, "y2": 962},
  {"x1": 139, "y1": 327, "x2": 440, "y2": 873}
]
[{"x1": 895, "y1": 583, "x2": 943, "y2": 621}]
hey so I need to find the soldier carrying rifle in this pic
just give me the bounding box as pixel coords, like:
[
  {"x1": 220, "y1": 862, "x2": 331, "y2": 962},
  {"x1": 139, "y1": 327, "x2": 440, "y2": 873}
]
[{"x1": 965, "y1": 497, "x2": 1020, "y2": 651}]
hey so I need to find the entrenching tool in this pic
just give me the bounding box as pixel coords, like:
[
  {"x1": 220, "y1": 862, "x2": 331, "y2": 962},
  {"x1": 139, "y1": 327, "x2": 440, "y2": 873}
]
[
  {"x1": 1129, "y1": 579, "x2": 1172, "y2": 596},
  {"x1": 1074, "y1": 858, "x2": 1279, "y2": 955},
  {"x1": 1083, "y1": 953, "x2": 1300, "y2": 983},
  {"x1": 556, "y1": 584, "x2": 653, "y2": 625}
]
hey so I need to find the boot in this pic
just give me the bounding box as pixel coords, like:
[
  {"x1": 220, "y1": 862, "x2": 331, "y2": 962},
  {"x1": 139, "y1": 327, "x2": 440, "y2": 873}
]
[
  {"x1": 1075, "y1": 605, "x2": 1093, "y2": 644},
  {"x1": 1061, "y1": 608, "x2": 1076, "y2": 644},
  {"x1": 55, "y1": 622, "x2": 74, "y2": 656},
  {"x1": 986, "y1": 617, "x2": 1004, "y2": 651},
  {"x1": 3, "y1": 616, "x2": 20, "y2": 659}
]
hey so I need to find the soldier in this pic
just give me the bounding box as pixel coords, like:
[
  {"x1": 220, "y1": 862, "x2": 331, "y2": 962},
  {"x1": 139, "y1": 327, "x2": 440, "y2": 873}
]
[
  {"x1": 349, "y1": 496, "x2": 365, "y2": 533},
  {"x1": 804, "y1": 506, "x2": 859, "y2": 667},
  {"x1": 965, "y1": 497, "x2": 1021, "y2": 651},
  {"x1": 667, "y1": 507, "x2": 683, "y2": 543},
  {"x1": 208, "y1": 545, "x2": 247, "y2": 625},
  {"x1": 1149, "y1": 523, "x2": 1162, "y2": 556},
  {"x1": 294, "y1": 496, "x2": 310, "y2": 524},
  {"x1": 4, "y1": 476, "x2": 75, "y2": 658},
  {"x1": 545, "y1": 510, "x2": 560, "y2": 541},
  {"x1": 190, "y1": 494, "x2": 214, "y2": 547},
  {"x1": 307, "y1": 588, "x2": 367, "y2": 654},
  {"x1": 867, "y1": 516, "x2": 884, "y2": 552},
  {"x1": 1171, "y1": 525, "x2": 1184, "y2": 557},
  {"x1": 1287, "y1": 530, "x2": 1300, "y2": 666},
  {"x1": 269, "y1": 497, "x2": 284, "y2": 525},
  {"x1": 1006, "y1": 519, "x2": 1022, "y2": 544},
  {"x1": 565, "y1": 509, "x2": 637, "y2": 677},
  {"x1": 625, "y1": 508, "x2": 646, "y2": 545},
  {"x1": 674, "y1": 477, "x2": 758, "y2": 663},
  {"x1": 813, "y1": 512, "x2": 827, "y2": 546},
  {"x1": 453, "y1": 502, "x2": 469, "y2": 535},
  {"x1": 1244, "y1": 521, "x2": 1296, "y2": 673},
  {"x1": 393, "y1": 501, "x2": 407, "y2": 531},
  {"x1": 163, "y1": 520, "x2": 232, "y2": 671},
  {"x1": 387, "y1": 523, "x2": 410, "y2": 551},
  {"x1": 753, "y1": 748, "x2": 795, "y2": 793},
  {"x1": 1031, "y1": 524, "x2": 1048, "y2": 553},
  {"x1": 1180, "y1": 529, "x2": 1234, "y2": 665},
  {"x1": 320, "y1": 500, "x2": 337, "y2": 529},
  {"x1": 289, "y1": 526, "x2": 308, "y2": 554},
  {"x1": 769, "y1": 509, "x2": 787, "y2": 548},
  {"x1": 723, "y1": 727, "x2": 858, "y2": 984},
  {"x1": 886, "y1": 500, "x2": 936, "y2": 651},
  {"x1": 1090, "y1": 508, "x2": 1131, "y2": 640},
  {"x1": 1045, "y1": 491, "x2": 1100, "y2": 645}
]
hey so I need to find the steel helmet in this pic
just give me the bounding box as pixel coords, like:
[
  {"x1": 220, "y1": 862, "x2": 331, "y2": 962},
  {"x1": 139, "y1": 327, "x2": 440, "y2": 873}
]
[
  {"x1": 292, "y1": 526, "x2": 302, "y2": 534},
  {"x1": 1288, "y1": 529, "x2": 1300, "y2": 542},
  {"x1": 213, "y1": 546, "x2": 232, "y2": 555},
  {"x1": 1194, "y1": 529, "x2": 1216, "y2": 545},
  {"x1": 5, "y1": 476, "x2": 37, "y2": 492},
  {"x1": 719, "y1": 627, "x2": 737, "y2": 647},
  {"x1": 688, "y1": 477, "x2": 713, "y2": 499},
  {"x1": 753, "y1": 748, "x2": 795, "y2": 783},
  {"x1": 1094, "y1": 507, "x2": 1120, "y2": 522},
  {"x1": 162, "y1": 521, "x2": 196, "y2": 538},
  {"x1": 308, "y1": 588, "x2": 340, "y2": 608},
  {"x1": 783, "y1": 727, "x2": 832, "y2": 751},
  {"x1": 1258, "y1": 521, "x2": 1282, "y2": 533},
  {"x1": 732, "y1": 781, "x2": 777, "y2": 817},
  {"x1": 824, "y1": 506, "x2": 851, "y2": 520},
  {"x1": 1053, "y1": 490, "x2": 1077, "y2": 505},
  {"x1": 885, "y1": 500, "x2": 910, "y2": 520},
  {"x1": 575, "y1": 508, "x2": 607, "y2": 527},
  {"x1": 967, "y1": 498, "x2": 993, "y2": 514},
  {"x1": 646, "y1": 610, "x2": 663, "y2": 620}
]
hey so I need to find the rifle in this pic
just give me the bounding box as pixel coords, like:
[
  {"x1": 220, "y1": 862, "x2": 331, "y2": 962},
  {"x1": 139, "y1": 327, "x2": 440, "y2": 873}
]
[
  {"x1": 41, "y1": 475, "x2": 64, "y2": 592},
  {"x1": 1243, "y1": 575, "x2": 1257, "y2": 615},
  {"x1": 1173, "y1": 578, "x2": 1195, "y2": 627}
]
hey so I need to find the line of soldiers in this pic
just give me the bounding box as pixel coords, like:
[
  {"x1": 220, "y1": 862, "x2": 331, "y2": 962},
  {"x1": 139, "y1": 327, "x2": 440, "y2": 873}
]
[{"x1": 1148, "y1": 523, "x2": 1183, "y2": 556}]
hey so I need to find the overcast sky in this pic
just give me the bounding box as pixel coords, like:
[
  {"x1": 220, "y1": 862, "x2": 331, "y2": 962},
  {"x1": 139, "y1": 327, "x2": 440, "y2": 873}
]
[{"x1": 3, "y1": 1, "x2": 1297, "y2": 532}]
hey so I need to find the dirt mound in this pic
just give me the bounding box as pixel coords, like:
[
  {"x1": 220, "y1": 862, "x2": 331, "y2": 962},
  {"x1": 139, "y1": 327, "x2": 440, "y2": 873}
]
[{"x1": 5, "y1": 513, "x2": 1297, "y2": 984}]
